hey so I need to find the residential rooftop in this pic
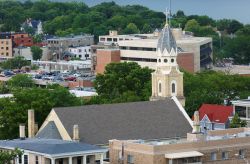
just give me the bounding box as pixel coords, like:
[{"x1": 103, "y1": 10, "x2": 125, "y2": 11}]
[{"x1": 0, "y1": 138, "x2": 107, "y2": 158}]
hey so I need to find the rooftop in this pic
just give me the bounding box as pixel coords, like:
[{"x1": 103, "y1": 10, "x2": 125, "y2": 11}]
[
  {"x1": 124, "y1": 128, "x2": 250, "y2": 146},
  {"x1": 0, "y1": 138, "x2": 106, "y2": 158}
]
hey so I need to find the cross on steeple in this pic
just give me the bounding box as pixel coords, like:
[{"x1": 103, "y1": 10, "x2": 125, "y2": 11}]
[{"x1": 165, "y1": 8, "x2": 170, "y2": 25}]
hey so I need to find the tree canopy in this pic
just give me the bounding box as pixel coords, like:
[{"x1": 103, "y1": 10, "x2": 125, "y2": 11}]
[
  {"x1": 0, "y1": 148, "x2": 23, "y2": 164},
  {"x1": 93, "y1": 62, "x2": 153, "y2": 104},
  {"x1": 0, "y1": 86, "x2": 82, "y2": 139},
  {"x1": 31, "y1": 46, "x2": 43, "y2": 61}
]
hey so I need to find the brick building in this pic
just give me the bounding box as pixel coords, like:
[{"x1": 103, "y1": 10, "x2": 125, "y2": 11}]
[
  {"x1": 95, "y1": 49, "x2": 194, "y2": 74},
  {"x1": 110, "y1": 126, "x2": 250, "y2": 164},
  {"x1": 11, "y1": 33, "x2": 33, "y2": 47},
  {"x1": 95, "y1": 49, "x2": 121, "y2": 74}
]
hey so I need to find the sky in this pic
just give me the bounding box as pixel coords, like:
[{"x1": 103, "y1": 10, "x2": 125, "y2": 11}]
[{"x1": 80, "y1": 0, "x2": 250, "y2": 24}]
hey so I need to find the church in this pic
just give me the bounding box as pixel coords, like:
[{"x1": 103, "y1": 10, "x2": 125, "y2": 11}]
[{"x1": 35, "y1": 20, "x2": 192, "y2": 146}]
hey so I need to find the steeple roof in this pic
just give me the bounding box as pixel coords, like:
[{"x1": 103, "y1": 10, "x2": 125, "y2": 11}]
[{"x1": 157, "y1": 23, "x2": 177, "y2": 54}]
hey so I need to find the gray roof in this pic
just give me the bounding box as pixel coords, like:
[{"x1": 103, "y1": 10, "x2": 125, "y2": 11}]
[
  {"x1": 157, "y1": 24, "x2": 177, "y2": 54},
  {"x1": 42, "y1": 99, "x2": 192, "y2": 145},
  {"x1": 0, "y1": 139, "x2": 106, "y2": 156},
  {"x1": 36, "y1": 121, "x2": 62, "y2": 140}
]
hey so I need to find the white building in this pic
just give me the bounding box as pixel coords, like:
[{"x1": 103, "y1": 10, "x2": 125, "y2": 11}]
[
  {"x1": 13, "y1": 46, "x2": 48, "y2": 61},
  {"x1": 68, "y1": 46, "x2": 92, "y2": 60}
]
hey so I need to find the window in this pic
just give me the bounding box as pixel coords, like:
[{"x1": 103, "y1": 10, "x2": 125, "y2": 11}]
[
  {"x1": 107, "y1": 38, "x2": 112, "y2": 41},
  {"x1": 172, "y1": 83, "x2": 176, "y2": 94},
  {"x1": 171, "y1": 58, "x2": 175, "y2": 63},
  {"x1": 6, "y1": 47, "x2": 8, "y2": 50},
  {"x1": 222, "y1": 151, "x2": 229, "y2": 160},
  {"x1": 127, "y1": 155, "x2": 134, "y2": 164},
  {"x1": 24, "y1": 155, "x2": 28, "y2": 164},
  {"x1": 235, "y1": 106, "x2": 246, "y2": 118},
  {"x1": 35, "y1": 156, "x2": 39, "y2": 164},
  {"x1": 211, "y1": 152, "x2": 217, "y2": 161},
  {"x1": 113, "y1": 38, "x2": 118, "y2": 42},
  {"x1": 239, "y1": 149, "x2": 246, "y2": 159},
  {"x1": 6, "y1": 52, "x2": 9, "y2": 56},
  {"x1": 158, "y1": 82, "x2": 162, "y2": 93},
  {"x1": 158, "y1": 59, "x2": 161, "y2": 63},
  {"x1": 164, "y1": 59, "x2": 168, "y2": 63},
  {"x1": 77, "y1": 157, "x2": 82, "y2": 164}
]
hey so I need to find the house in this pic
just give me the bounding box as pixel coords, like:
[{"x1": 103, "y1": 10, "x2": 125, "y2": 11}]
[
  {"x1": 21, "y1": 18, "x2": 43, "y2": 35},
  {"x1": 36, "y1": 19, "x2": 192, "y2": 146},
  {"x1": 198, "y1": 104, "x2": 233, "y2": 132},
  {"x1": 0, "y1": 138, "x2": 107, "y2": 164}
]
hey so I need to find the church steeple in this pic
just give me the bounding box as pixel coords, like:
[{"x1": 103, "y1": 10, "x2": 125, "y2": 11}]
[{"x1": 150, "y1": 9, "x2": 185, "y2": 106}]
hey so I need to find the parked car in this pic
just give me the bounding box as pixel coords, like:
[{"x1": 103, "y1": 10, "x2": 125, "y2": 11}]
[{"x1": 65, "y1": 76, "x2": 76, "y2": 81}]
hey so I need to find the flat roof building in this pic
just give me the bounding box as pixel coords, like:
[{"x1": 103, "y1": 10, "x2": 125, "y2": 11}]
[
  {"x1": 98, "y1": 29, "x2": 212, "y2": 72},
  {"x1": 110, "y1": 127, "x2": 250, "y2": 164}
]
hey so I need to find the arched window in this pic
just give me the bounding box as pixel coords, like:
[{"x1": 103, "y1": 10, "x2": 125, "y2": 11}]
[{"x1": 172, "y1": 83, "x2": 176, "y2": 94}]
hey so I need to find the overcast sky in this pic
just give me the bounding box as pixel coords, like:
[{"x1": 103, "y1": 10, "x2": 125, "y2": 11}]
[{"x1": 81, "y1": 0, "x2": 250, "y2": 24}]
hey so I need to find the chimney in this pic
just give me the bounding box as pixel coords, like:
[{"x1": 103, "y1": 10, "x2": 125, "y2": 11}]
[
  {"x1": 187, "y1": 111, "x2": 204, "y2": 141},
  {"x1": 19, "y1": 124, "x2": 25, "y2": 139},
  {"x1": 192, "y1": 111, "x2": 201, "y2": 133},
  {"x1": 73, "y1": 124, "x2": 80, "y2": 142},
  {"x1": 34, "y1": 123, "x2": 38, "y2": 135},
  {"x1": 28, "y1": 109, "x2": 35, "y2": 138}
]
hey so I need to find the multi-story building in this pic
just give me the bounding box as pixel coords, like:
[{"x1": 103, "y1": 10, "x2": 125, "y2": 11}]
[
  {"x1": 11, "y1": 32, "x2": 33, "y2": 47},
  {"x1": 68, "y1": 46, "x2": 92, "y2": 60},
  {"x1": 0, "y1": 34, "x2": 13, "y2": 59},
  {"x1": 110, "y1": 127, "x2": 250, "y2": 164},
  {"x1": 47, "y1": 35, "x2": 94, "y2": 60},
  {"x1": 98, "y1": 29, "x2": 212, "y2": 72}
]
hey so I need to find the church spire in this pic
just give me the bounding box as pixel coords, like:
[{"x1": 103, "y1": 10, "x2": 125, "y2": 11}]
[{"x1": 157, "y1": 7, "x2": 177, "y2": 55}]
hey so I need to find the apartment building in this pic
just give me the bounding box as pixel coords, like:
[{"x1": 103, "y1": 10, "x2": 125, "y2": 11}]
[
  {"x1": 0, "y1": 35, "x2": 13, "y2": 59},
  {"x1": 47, "y1": 35, "x2": 94, "y2": 60}
]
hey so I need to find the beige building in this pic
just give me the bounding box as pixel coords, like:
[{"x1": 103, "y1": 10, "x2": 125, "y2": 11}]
[
  {"x1": 110, "y1": 115, "x2": 250, "y2": 164},
  {"x1": 99, "y1": 29, "x2": 212, "y2": 72},
  {"x1": 0, "y1": 38, "x2": 13, "y2": 59}
]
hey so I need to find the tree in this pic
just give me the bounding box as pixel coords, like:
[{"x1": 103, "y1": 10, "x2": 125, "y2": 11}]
[
  {"x1": 184, "y1": 19, "x2": 200, "y2": 34},
  {"x1": 175, "y1": 10, "x2": 185, "y2": 18},
  {"x1": 230, "y1": 113, "x2": 247, "y2": 128},
  {"x1": 0, "y1": 86, "x2": 82, "y2": 139},
  {"x1": 141, "y1": 23, "x2": 152, "y2": 34},
  {"x1": 0, "y1": 56, "x2": 30, "y2": 70},
  {"x1": 0, "y1": 148, "x2": 23, "y2": 164},
  {"x1": 94, "y1": 62, "x2": 153, "y2": 102},
  {"x1": 31, "y1": 46, "x2": 43, "y2": 60},
  {"x1": 123, "y1": 23, "x2": 140, "y2": 34},
  {"x1": 8, "y1": 74, "x2": 34, "y2": 89}
]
